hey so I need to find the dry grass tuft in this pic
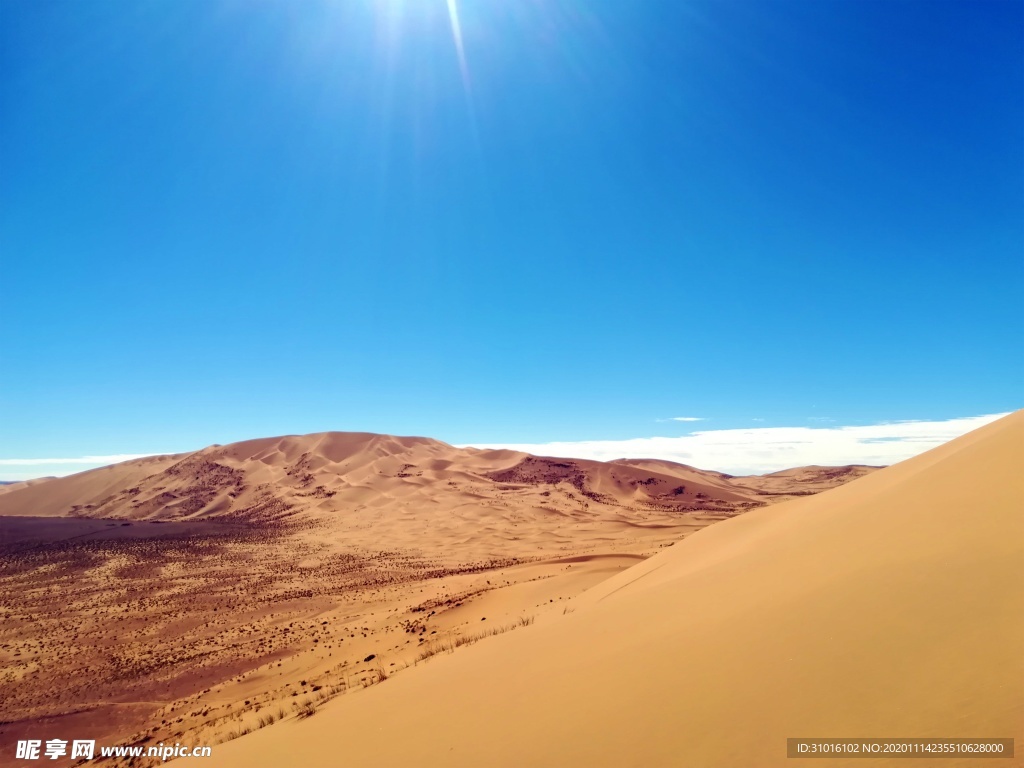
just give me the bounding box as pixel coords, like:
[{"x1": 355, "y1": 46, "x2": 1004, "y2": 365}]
[{"x1": 414, "y1": 615, "x2": 536, "y2": 665}]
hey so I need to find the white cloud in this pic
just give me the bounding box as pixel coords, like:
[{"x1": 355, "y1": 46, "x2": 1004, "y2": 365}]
[
  {"x1": 1, "y1": 411, "x2": 1014, "y2": 483},
  {"x1": 0, "y1": 454, "x2": 157, "y2": 466},
  {"x1": 463, "y1": 413, "x2": 1011, "y2": 475},
  {"x1": 670, "y1": 416, "x2": 705, "y2": 422},
  {"x1": 0, "y1": 454, "x2": 159, "y2": 482}
]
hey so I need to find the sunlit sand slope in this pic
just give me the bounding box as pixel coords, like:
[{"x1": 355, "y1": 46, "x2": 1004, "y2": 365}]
[{"x1": 214, "y1": 410, "x2": 1024, "y2": 768}]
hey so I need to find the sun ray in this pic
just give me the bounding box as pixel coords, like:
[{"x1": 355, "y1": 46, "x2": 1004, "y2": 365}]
[{"x1": 445, "y1": 0, "x2": 471, "y2": 93}]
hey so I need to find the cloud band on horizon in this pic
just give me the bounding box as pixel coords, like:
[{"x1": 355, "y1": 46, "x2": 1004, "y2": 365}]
[
  {"x1": 0, "y1": 454, "x2": 160, "y2": 482},
  {"x1": 0, "y1": 413, "x2": 1013, "y2": 481},
  {"x1": 463, "y1": 413, "x2": 1011, "y2": 475}
]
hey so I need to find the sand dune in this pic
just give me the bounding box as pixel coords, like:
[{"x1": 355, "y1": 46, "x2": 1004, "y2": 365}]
[
  {"x1": 0, "y1": 436, "x2": 870, "y2": 533},
  {"x1": 0, "y1": 477, "x2": 57, "y2": 496},
  {"x1": 0, "y1": 433, "x2": 803, "y2": 565},
  {"x1": 210, "y1": 411, "x2": 1024, "y2": 768},
  {"x1": 613, "y1": 457, "x2": 882, "y2": 502},
  {"x1": 0, "y1": 434, "x2": 711, "y2": 524},
  {"x1": 727, "y1": 463, "x2": 882, "y2": 498},
  {"x1": 0, "y1": 432, "x2": 882, "y2": 766}
]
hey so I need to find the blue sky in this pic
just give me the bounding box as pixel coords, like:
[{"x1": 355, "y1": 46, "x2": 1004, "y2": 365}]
[{"x1": 1, "y1": 0, "x2": 1021, "y2": 478}]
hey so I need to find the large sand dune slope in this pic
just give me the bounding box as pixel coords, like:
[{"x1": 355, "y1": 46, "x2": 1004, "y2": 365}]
[{"x1": 214, "y1": 410, "x2": 1024, "y2": 767}]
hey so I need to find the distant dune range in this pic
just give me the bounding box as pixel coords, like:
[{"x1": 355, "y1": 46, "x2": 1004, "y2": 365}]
[
  {"x1": 0, "y1": 433, "x2": 876, "y2": 534},
  {"x1": 0, "y1": 431, "x2": 901, "y2": 767}
]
